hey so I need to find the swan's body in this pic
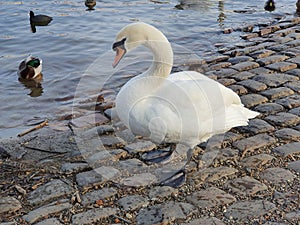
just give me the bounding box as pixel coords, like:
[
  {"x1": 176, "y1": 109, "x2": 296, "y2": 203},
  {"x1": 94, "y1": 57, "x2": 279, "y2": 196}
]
[
  {"x1": 18, "y1": 56, "x2": 42, "y2": 80},
  {"x1": 112, "y1": 22, "x2": 259, "y2": 186}
]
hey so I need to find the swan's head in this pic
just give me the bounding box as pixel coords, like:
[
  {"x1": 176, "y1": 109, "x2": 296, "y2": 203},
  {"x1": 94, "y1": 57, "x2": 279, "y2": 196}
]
[{"x1": 112, "y1": 22, "x2": 168, "y2": 68}]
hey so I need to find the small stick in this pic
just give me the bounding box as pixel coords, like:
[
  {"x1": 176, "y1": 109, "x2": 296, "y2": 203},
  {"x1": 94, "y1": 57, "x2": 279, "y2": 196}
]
[{"x1": 17, "y1": 120, "x2": 49, "y2": 137}]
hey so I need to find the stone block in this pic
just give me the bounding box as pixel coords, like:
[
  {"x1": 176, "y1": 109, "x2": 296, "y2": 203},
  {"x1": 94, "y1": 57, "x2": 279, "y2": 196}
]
[
  {"x1": 260, "y1": 87, "x2": 294, "y2": 99},
  {"x1": 265, "y1": 112, "x2": 300, "y2": 126},
  {"x1": 28, "y1": 179, "x2": 74, "y2": 206},
  {"x1": 240, "y1": 94, "x2": 268, "y2": 107},
  {"x1": 186, "y1": 187, "x2": 236, "y2": 208},
  {"x1": 225, "y1": 176, "x2": 267, "y2": 195},
  {"x1": 266, "y1": 61, "x2": 297, "y2": 72},
  {"x1": 238, "y1": 79, "x2": 267, "y2": 92},
  {"x1": 256, "y1": 55, "x2": 289, "y2": 66},
  {"x1": 272, "y1": 142, "x2": 300, "y2": 157},
  {"x1": 72, "y1": 207, "x2": 117, "y2": 225},
  {"x1": 225, "y1": 200, "x2": 276, "y2": 221},
  {"x1": 230, "y1": 61, "x2": 260, "y2": 72},
  {"x1": 260, "y1": 167, "x2": 296, "y2": 185},
  {"x1": 233, "y1": 134, "x2": 276, "y2": 152},
  {"x1": 253, "y1": 73, "x2": 298, "y2": 87}
]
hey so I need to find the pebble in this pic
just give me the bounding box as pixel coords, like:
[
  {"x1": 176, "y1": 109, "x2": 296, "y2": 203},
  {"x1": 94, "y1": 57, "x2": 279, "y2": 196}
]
[
  {"x1": 28, "y1": 179, "x2": 74, "y2": 206},
  {"x1": 186, "y1": 187, "x2": 236, "y2": 208},
  {"x1": 225, "y1": 200, "x2": 276, "y2": 220},
  {"x1": 72, "y1": 207, "x2": 117, "y2": 225},
  {"x1": 23, "y1": 199, "x2": 72, "y2": 224},
  {"x1": 117, "y1": 195, "x2": 149, "y2": 211},
  {"x1": 225, "y1": 176, "x2": 267, "y2": 195},
  {"x1": 272, "y1": 141, "x2": 300, "y2": 157},
  {"x1": 0, "y1": 196, "x2": 22, "y2": 214},
  {"x1": 260, "y1": 167, "x2": 296, "y2": 185}
]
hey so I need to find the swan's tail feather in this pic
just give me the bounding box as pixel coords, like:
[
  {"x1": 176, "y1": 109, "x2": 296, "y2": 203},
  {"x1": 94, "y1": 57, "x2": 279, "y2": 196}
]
[{"x1": 224, "y1": 105, "x2": 259, "y2": 130}]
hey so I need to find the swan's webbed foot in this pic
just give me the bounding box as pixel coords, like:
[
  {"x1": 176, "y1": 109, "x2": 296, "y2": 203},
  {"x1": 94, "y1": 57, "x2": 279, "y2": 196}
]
[
  {"x1": 159, "y1": 169, "x2": 186, "y2": 187},
  {"x1": 141, "y1": 144, "x2": 176, "y2": 165}
]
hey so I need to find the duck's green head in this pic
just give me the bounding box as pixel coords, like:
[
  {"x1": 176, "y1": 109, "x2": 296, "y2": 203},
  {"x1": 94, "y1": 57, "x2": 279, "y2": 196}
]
[{"x1": 27, "y1": 58, "x2": 40, "y2": 68}]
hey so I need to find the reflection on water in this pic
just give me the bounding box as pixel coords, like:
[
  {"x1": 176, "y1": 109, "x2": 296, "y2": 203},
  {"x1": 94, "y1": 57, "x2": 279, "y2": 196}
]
[
  {"x1": 18, "y1": 75, "x2": 44, "y2": 97},
  {"x1": 0, "y1": 0, "x2": 296, "y2": 137}
]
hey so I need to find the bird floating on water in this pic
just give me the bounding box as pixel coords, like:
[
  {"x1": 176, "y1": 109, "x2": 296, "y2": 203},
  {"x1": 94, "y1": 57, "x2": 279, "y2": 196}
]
[
  {"x1": 29, "y1": 11, "x2": 52, "y2": 33},
  {"x1": 18, "y1": 56, "x2": 42, "y2": 80},
  {"x1": 29, "y1": 11, "x2": 52, "y2": 26},
  {"x1": 85, "y1": 0, "x2": 96, "y2": 10},
  {"x1": 112, "y1": 22, "x2": 259, "y2": 187},
  {"x1": 264, "y1": 0, "x2": 275, "y2": 12}
]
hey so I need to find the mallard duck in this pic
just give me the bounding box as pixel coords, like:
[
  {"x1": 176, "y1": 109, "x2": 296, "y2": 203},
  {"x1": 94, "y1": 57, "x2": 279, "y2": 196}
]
[
  {"x1": 112, "y1": 22, "x2": 259, "y2": 187},
  {"x1": 29, "y1": 11, "x2": 52, "y2": 26},
  {"x1": 85, "y1": 0, "x2": 96, "y2": 10},
  {"x1": 18, "y1": 56, "x2": 42, "y2": 80}
]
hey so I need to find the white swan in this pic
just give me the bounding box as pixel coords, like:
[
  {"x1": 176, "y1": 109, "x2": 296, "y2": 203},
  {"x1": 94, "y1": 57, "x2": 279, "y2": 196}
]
[{"x1": 112, "y1": 22, "x2": 259, "y2": 186}]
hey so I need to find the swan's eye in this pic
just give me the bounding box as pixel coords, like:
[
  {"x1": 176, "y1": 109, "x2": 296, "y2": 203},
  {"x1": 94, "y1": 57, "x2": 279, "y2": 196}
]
[{"x1": 112, "y1": 38, "x2": 126, "y2": 50}]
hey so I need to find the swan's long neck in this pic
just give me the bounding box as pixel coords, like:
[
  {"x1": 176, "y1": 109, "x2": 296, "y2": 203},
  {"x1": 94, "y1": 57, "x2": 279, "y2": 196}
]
[{"x1": 142, "y1": 37, "x2": 173, "y2": 79}]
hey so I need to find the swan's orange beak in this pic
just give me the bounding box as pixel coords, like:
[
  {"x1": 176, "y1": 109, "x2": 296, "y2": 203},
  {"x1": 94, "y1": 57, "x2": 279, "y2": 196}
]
[{"x1": 112, "y1": 46, "x2": 126, "y2": 68}]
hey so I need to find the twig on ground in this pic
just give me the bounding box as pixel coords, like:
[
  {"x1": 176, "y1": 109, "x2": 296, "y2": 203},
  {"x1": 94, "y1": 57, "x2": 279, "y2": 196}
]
[{"x1": 17, "y1": 120, "x2": 49, "y2": 137}]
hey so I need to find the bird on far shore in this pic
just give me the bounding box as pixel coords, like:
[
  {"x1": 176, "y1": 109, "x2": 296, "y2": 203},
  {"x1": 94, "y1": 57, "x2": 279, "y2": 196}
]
[
  {"x1": 18, "y1": 56, "x2": 42, "y2": 80},
  {"x1": 29, "y1": 11, "x2": 52, "y2": 26},
  {"x1": 85, "y1": 0, "x2": 96, "y2": 10}
]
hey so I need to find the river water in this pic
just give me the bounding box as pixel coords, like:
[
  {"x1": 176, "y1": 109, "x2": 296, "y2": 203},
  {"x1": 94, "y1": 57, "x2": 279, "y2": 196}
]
[{"x1": 0, "y1": 0, "x2": 297, "y2": 138}]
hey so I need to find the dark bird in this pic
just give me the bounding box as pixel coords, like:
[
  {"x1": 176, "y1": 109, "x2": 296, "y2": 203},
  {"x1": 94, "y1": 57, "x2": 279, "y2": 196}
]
[
  {"x1": 264, "y1": 0, "x2": 276, "y2": 12},
  {"x1": 18, "y1": 56, "x2": 42, "y2": 80},
  {"x1": 85, "y1": 0, "x2": 96, "y2": 10},
  {"x1": 29, "y1": 11, "x2": 52, "y2": 26}
]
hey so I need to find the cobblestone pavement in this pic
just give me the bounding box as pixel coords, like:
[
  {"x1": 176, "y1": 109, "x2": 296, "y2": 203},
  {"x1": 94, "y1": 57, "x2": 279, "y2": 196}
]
[{"x1": 1, "y1": 16, "x2": 300, "y2": 225}]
